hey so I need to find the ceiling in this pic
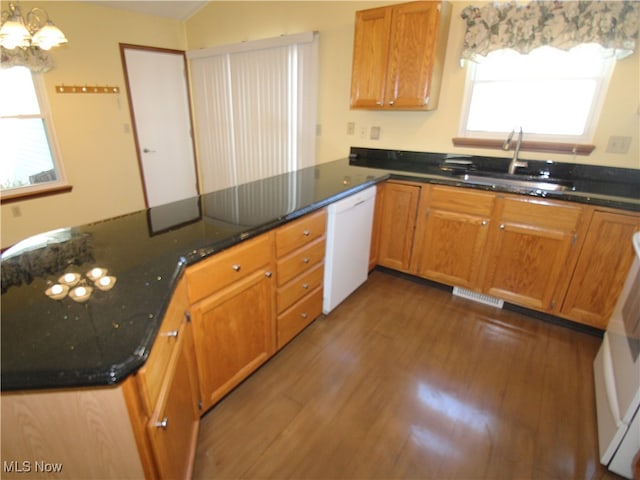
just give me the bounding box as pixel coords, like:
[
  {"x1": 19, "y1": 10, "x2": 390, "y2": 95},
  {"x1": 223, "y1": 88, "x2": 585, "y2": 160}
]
[{"x1": 84, "y1": 1, "x2": 209, "y2": 20}]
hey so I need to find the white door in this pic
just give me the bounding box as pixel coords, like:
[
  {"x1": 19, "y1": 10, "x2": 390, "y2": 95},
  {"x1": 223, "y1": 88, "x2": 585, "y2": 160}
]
[{"x1": 122, "y1": 46, "x2": 198, "y2": 208}]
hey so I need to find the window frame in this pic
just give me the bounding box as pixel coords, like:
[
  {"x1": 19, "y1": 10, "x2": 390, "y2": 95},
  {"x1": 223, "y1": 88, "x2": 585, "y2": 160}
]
[
  {"x1": 454, "y1": 46, "x2": 616, "y2": 155},
  {"x1": 1, "y1": 67, "x2": 70, "y2": 204}
]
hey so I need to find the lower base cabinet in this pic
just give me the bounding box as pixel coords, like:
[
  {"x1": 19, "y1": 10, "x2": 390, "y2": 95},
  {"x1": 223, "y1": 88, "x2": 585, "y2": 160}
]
[
  {"x1": 479, "y1": 195, "x2": 584, "y2": 312},
  {"x1": 560, "y1": 210, "x2": 640, "y2": 328},
  {"x1": 413, "y1": 185, "x2": 494, "y2": 288},
  {"x1": 275, "y1": 209, "x2": 327, "y2": 349},
  {"x1": 375, "y1": 181, "x2": 421, "y2": 272},
  {"x1": 147, "y1": 322, "x2": 200, "y2": 480},
  {"x1": 382, "y1": 181, "x2": 639, "y2": 329},
  {"x1": 191, "y1": 267, "x2": 275, "y2": 412}
]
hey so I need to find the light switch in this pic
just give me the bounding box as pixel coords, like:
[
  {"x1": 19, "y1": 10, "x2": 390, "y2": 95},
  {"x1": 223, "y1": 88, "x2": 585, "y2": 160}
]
[{"x1": 606, "y1": 136, "x2": 632, "y2": 154}]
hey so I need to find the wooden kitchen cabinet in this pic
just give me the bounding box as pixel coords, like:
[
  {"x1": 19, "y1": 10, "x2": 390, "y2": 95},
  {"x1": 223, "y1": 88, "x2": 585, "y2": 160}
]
[
  {"x1": 413, "y1": 185, "x2": 495, "y2": 289},
  {"x1": 375, "y1": 180, "x2": 421, "y2": 272},
  {"x1": 369, "y1": 184, "x2": 385, "y2": 270},
  {"x1": 275, "y1": 208, "x2": 327, "y2": 348},
  {"x1": 350, "y1": 1, "x2": 451, "y2": 110},
  {"x1": 560, "y1": 209, "x2": 640, "y2": 329},
  {"x1": 146, "y1": 321, "x2": 200, "y2": 480},
  {"x1": 479, "y1": 196, "x2": 584, "y2": 312},
  {"x1": 189, "y1": 232, "x2": 276, "y2": 412}
]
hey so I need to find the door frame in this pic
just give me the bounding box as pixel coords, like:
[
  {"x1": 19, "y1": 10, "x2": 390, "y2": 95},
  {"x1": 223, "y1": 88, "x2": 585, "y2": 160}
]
[{"x1": 119, "y1": 43, "x2": 200, "y2": 208}]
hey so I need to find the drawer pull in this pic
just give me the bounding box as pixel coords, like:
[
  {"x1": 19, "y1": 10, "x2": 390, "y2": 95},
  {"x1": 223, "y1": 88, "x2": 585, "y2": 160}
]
[
  {"x1": 155, "y1": 417, "x2": 169, "y2": 429},
  {"x1": 301, "y1": 312, "x2": 309, "y2": 319},
  {"x1": 481, "y1": 220, "x2": 487, "y2": 226},
  {"x1": 265, "y1": 271, "x2": 273, "y2": 278},
  {"x1": 500, "y1": 224, "x2": 505, "y2": 230},
  {"x1": 303, "y1": 257, "x2": 310, "y2": 264},
  {"x1": 302, "y1": 283, "x2": 309, "y2": 289},
  {"x1": 163, "y1": 330, "x2": 179, "y2": 339},
  {"x1": 232, "y1": 264, "x2": 241, "y2": 272},
  {"x1": 303, "y1": 229, "x2": 310, "y2": 236}
]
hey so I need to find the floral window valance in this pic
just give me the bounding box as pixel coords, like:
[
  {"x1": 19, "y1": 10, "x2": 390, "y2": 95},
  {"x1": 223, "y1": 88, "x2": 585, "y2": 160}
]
[
  {"x1": 0, "y1": 46, "x2": 53, "y2": 73},
  {"x1": 460, "y1": 1, "x2": 639, "y2": 62}
]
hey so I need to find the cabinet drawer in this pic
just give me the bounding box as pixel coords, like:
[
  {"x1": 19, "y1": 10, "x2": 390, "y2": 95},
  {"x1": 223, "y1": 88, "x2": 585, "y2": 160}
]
[
  {"x1": 277, "y1": 263, "x2": 324, "y2": 314},
  {"x1": 276, "y1": 237, "x2": 325, "y2": 286},
  {"x1": 276, "y1": 209, "x2": 327, "y2": 258},
  {"x1": 277, "y1": 287, "x2": 323, "y2": 348},
  {"x1": 137, "y1": 279, "x2": 188, "y2": 415},
  {"x1": 499, "y1": 196, "x2": 583, "y2": 232},
  {"x1": 430, "y1": 185, "x2": 495, "y2": 217},
  {"x1": 186, "y1": 233, "x2": 273, "y2": 304}
]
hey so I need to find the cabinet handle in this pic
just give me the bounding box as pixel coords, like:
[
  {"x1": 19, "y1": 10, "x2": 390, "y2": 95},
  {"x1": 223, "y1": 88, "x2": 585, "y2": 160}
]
[
  {"x1": 303, "y1": 229, "x2": 310, "y2": 236},
  {"x1": 481, "y1": 220, "x2": 487, "y2": 226},
  {"x1": 265, "y1": 271, "x2": 273, "y2": 278},
  {"x1": 302, "y1": 283, "x2": 309, "y2": 289},
  {"x1": 155, "y1": 417, "x2": 169, "y2": 429},
  {"x1": 376, "y1": 101, "x2": 383, "y2": 106},
  {"x1": 301, "y1": 312, "x2": 309, "y2": 319},
  {"x1": 500, "y1": 224, "x2": 505, "y2": 230},
  {"x1": 303, "y1": 257, "x2": 310, "y2": 264},
  {"x1": 232, "y1": 264, "x2": 241, "y2": 272},
  {"x1": 388, "y1": 100, "x2": 395, "y2": 106},
  {"x1": 163, "y1": 330, "x2": 179, "y2": 339}
]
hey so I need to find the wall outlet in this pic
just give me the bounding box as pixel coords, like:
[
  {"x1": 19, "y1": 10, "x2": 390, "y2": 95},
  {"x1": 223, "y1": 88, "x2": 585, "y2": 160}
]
[
  {"x1": 606, "y1": 136, "x2": 632, "y2": 154},
  {"x1": 370, "y1": 126, "x2": 381, "y2": 140},
  {"x1": 347, "y1": 121, "x2": 355, "y2": 135}
]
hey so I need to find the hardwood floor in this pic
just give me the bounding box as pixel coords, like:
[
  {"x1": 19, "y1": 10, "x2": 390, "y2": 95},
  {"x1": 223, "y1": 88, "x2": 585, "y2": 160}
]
[{"x1": 193, "y1": 270, "x2": 622, "y2": 480}]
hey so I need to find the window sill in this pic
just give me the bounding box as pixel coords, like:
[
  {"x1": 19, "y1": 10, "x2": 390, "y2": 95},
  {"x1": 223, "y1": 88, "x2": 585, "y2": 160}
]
[
  {"x1": 451, "y1": 138, "x2": 595, "y2": 156},
  {"x1": 1, "y1": 185, "x2": 73, "y2": 205}
]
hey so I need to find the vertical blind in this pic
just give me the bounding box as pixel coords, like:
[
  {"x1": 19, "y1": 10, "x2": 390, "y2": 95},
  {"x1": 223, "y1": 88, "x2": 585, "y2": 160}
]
[{"x1": 188, "y1": 32, "x2": 318, "y2": 193}]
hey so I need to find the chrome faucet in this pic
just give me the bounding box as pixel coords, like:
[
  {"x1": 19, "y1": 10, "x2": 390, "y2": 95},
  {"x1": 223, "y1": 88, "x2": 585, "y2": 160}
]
[{"x1": 503, "y1": 127, "x2": 527, "y2": 174}]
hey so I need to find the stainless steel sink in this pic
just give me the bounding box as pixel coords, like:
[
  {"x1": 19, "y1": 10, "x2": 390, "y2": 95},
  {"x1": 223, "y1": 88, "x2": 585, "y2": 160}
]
[{"x1": 458, "y1": 173, "x2": 574, "y2": 192}]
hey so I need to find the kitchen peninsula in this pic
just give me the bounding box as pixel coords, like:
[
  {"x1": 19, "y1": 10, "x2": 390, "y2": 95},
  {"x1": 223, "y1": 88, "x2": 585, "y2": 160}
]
[{"x1": 2, "y1": 150, "x2": 639, "y2": 479}]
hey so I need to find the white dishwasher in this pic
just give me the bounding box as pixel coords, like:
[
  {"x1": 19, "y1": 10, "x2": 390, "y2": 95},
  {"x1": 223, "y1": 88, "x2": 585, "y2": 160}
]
[{"x1": 323, "y1": 185, "x2": 377, "y2": 314}]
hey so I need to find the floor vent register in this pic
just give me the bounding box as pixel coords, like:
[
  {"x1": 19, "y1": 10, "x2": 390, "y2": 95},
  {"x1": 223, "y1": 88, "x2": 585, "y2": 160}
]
[{"x1": 452, "y1": 287, "x2": 505, "y2": 308}]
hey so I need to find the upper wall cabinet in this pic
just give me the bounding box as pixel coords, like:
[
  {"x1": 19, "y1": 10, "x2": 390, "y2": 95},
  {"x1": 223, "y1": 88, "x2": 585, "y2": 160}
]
[{"x1": 350, "y1": 1, "x2": 451, "y2": 110}]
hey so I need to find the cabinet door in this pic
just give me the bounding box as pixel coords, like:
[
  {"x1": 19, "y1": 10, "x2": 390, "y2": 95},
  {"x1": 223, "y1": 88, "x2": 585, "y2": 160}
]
[
  {"x1": 385, "y1": 1, "x2": 441, "y2": 108},
  {"x1": 350, "y1": 6, "x2": 392, "y2": 108},
  {"x1": 369, "y1": 183, "x2": 385, "y2": 270},
  {"x1": 191, "y1": 269, "x2": 275, "y2": 412},
  {"x1": 481, "y1": 196, "x2": 583, "y2": 312},
  {"x1": 377, "y1": 181, "x2": 421, "y2": 272},
  {"x1": 414, "y1": 186, "x2": 494, "y2": 288},
  {"x1": 561, "y1": 210, "x2": 640, "y2": 328},
  {"x1": 147, "y1": 323, "x2": 199, "y2": 480}
]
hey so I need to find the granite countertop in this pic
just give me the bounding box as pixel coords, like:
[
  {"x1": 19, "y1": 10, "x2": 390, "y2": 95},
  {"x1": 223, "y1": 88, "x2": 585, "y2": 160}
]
[
  {"x1": 2, "y1": 151, "x2": 638, "y2": 392},
  {"x1": 1, "y1": 160, "x2": 384, "y2": 392},
  {"x1": 349, "y1": 147, "x2": 640, "y2": 212}
]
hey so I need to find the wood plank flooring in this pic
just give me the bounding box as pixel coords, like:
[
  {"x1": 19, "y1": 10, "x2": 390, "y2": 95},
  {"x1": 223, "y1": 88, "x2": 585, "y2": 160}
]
[{"x1": 193, "y1": 270, "x2": 622, "y2": 480}]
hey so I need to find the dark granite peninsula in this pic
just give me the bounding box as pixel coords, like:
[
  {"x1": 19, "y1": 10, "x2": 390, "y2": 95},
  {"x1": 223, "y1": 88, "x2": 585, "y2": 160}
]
[
  {"x1": 0, "y1": 160, "x2": 384, "y2": 392},
  {"x1": 2, "y1": 152, "x2": 639, "y2": 392}
]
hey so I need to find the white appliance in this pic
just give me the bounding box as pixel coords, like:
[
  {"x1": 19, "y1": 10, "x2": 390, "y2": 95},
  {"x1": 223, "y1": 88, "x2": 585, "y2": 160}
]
[
  {"x1": 323, "y1": 186, "x2": 376, "y2": 314},
  {"x1": 594, "y1": 232, "x2": 640, "y2": 479}
]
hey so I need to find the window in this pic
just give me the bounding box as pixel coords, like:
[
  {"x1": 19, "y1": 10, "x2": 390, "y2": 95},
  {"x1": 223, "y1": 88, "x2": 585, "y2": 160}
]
[
  {"x1": 459, "y1": 44, "x2": 615, "y2": 144},
  {"x1": 0, "y1": 66, "x2": 67, "y2": 201},
  {"x1": 188, "y1": 32, "x2": 318, "y2": 193}
]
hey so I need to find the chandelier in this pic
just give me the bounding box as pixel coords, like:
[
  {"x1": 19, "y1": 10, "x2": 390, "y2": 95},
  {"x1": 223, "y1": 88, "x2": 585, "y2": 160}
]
[{"x1": 0, "y1": 2, "x2": 67, "y2": 51}]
